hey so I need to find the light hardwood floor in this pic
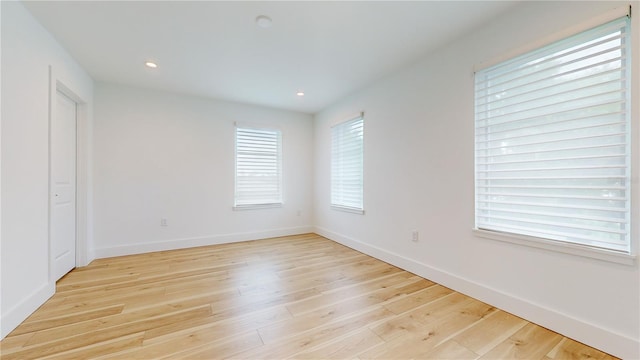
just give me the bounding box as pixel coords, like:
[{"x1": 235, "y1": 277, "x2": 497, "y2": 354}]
[{"x1": 1, "y1": 233, "x2": 618, "y2": 359}]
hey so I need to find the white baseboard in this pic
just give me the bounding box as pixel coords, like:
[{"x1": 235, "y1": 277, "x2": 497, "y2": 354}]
[
  {"x1": 314, "y1": 226, "x2": 639, "y2": 360},
  {"x1": 93, "y1": 226, "x2": 315, "y2": 259},
  {"x1": 87, "y1": 248, "x2": 96, "y2": 266},
  {"x1": 1, "y1": 282, "x2": 55, "y2": 339}
]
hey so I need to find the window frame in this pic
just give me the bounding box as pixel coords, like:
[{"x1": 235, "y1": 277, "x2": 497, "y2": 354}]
[
  {"x1": 331, "y1": 113, "x2": 365, "y2": 214},
  {"x1": 233, "y1": 124, "x2": 283, "y2": 210},
  {"x1": 473, "y1": 8, "x2": 636, "y2": 265}
]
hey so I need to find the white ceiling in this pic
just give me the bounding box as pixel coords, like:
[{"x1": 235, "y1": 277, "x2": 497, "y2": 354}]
[{"x1": 23, "y1": 1, "x2": 518, "y2": 114}]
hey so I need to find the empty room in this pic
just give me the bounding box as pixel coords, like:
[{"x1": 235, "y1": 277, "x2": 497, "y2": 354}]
[{"x1": 1, "y1": 0, "x2": 639, "y2": 359}]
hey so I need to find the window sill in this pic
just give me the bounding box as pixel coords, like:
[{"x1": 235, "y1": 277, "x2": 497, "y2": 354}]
[
  {"x1": 473, "y1": 228, "x2": 636, "y2": 266},
  {"x1": 233, "y1": 203, "x2": 282, "y2": 211},
  {"x1": 331, "y1": 205, "x2": 365, "y2": 215}
]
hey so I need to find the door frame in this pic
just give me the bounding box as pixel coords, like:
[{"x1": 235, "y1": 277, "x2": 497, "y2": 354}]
[{"x1": 48, "y1": 66, "x2": 90, "y2": 283}]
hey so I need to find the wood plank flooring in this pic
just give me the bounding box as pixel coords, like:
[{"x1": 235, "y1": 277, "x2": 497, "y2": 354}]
[{"x1": 0, "y1": 233, "x2": 618, "y2": 359}]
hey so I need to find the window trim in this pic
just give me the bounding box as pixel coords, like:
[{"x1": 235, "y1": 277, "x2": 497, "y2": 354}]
[
  {"x1": 233, "y1": 203, "x2": 283, "y2": 211},
  {"x1": 473, "y1": 9, "x2": 636, "y2": 263},
  {"x1": 474, "y1": 228, "x2": 636, "y2": 265},
  {"x1": 331, "y1": 204, "x2": 365, "y2": 215}
]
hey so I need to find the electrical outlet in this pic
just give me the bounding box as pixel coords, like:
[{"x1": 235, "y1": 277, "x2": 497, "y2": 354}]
[
  {"x1": 161, "y1": 218, "x2": 168, "y2": 227},
  {"x1": 412, "y1": 231, "x2": 419, "y2": 242}
]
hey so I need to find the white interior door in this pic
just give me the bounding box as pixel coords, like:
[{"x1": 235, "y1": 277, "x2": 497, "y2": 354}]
[{"x1": 51, "y1": 90, "x2": 77, "y2": 281}]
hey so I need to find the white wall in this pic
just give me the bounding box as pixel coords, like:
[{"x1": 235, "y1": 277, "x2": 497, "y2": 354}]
[
  {"x1": 92, "y1": 83, "x2": 313, "y2": 257},
  {"x1": 313, "y1": 2, "x2": 639, "y2": 358},
  {"x1": 1, "y1": 1, "x2": 94, "y2": 338}
]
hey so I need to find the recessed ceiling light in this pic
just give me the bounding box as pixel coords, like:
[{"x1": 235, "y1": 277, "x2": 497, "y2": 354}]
[
  {"x1": 145, "y1": 61, "x2": 158, "y2": 68},
  {"x1": 256, "y1": 15, "x2": 272, "y2": 29},
  {"x1": 296, "y1": 91, "x2": 305, "y2": 97}
]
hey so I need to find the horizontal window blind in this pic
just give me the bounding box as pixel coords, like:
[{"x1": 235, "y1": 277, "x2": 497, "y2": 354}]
[
  {"x1": 235, "y1": 127, "x2": 282, "y2": 207},
  {"x1": 474, "y1": 16, "x2": 631, "y2": 253},
  {"x1": 331, "y1": 115, "x2": 364, "y2": 211}
]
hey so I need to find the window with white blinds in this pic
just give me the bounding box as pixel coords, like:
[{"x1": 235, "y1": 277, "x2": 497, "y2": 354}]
[
  {"x1": 474, "y1": 16, "x2": 631, "y2": 253},
  {"x1": 331, "y1": 114, "x2": 364, "y2": 212},
  {"x1": 235, "y1": 126, "x2": 282, "y2": 208}
]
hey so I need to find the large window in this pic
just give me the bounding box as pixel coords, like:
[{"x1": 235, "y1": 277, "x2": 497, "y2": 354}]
[
  {"x1": 234, "y1": 126, "x2": 282, "y2": 208},
  {"x1": 331, "y1": 114, "x2": 364, "y2": 213},
  {"x1": 474, "y1": 15, "x2": 631, "y2": 254}
]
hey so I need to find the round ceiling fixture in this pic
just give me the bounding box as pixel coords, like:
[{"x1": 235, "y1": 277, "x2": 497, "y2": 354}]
[
  {"x1": 144, "y1": 61, "x2": 158, "y2": 68},
  {"x1": 296, "y1": 91, "x2": 305, "y2": 97},
  {"x1": 255, "y1": 15, "x2": 272, "y2": 29}
]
